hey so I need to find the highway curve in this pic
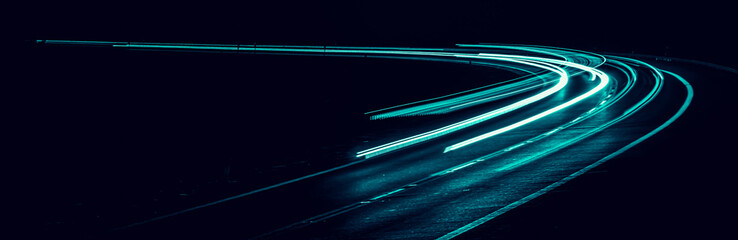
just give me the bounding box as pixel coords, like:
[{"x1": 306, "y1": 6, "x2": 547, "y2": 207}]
[{"x1": 30, "y1": 41, "x2": 720, "y2": 239}]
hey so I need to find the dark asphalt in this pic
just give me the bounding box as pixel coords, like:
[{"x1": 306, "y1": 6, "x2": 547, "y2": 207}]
[
  {"x1": 450, "y1": 59, "x2": 738, "y2": 240},
  {"x1": 251, "y1": 57, "x2": 685, "y2": 239}
]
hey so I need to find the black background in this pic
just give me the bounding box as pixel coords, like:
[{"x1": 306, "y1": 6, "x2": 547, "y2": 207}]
[
  {"x1": 17, "y1": 0, "x2": 738, "y2": 68},
  {"x1": 13, "y1": 0, "x2": 738, "y2": 238}
]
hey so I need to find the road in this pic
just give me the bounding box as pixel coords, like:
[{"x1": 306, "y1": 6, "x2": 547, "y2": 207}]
[
  {"x1": 26, "y1": 41, "x2": 727, "y2": 239},
  {"x1": 452, "y1": 59, "x2": 738, "y2": 239}
]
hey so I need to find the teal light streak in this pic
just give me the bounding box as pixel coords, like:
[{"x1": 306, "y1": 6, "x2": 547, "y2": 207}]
[
  {"x1": 255, "y1": 45, "x2": 325, "y2": 49},
  {"x1": 356, "y1": 58, "x2": 569, "y2": 158},
  {"x1": 356, "y1": 48, "x2": 608, "y2": 158},
  {"x1": 39, "y1": 40, "x2": 129, "y2": 45},
  {"x1": 369, "y1": 188, "x2": 405, "y2": 201},
  {"x1": 367, "y1": 64, "x2": 548, "y2": 119},
  {"x1": 444, "y1": 72, "x2": 607, "y2": 153},
  {"x1": 458, "y1": 43, "x2": 608, "y2": 69},
  {"x1": 430, "y1": 61, "x2": 635, "y2": 178},
  {"x1": 114, "y1": 44, "x2": 240, "y2": 51},
  {"x1": 364, "y1": 62, "x2": 549, "y2": 119},
  {"x1": 429, "y1": 61, "x2": 632, "y2": 177},
  {"x1": 326, "y1": 46, "x2": 445, "y2": 51},
  {"x1": 443, "y1": 55, "x2": 610, "y2": 153},
  {"x1": 446, "y1": 58, "x2": 642, "y2": 174},
  {"x1": 477, "y1": 52, "x2": 604, "y2": 80},
  {"x1": 438, "y1": 69, "x2": 692, "y2": 240},
  {"x1": 456, "y1": 44, "x2": 570, "y2": 61}
]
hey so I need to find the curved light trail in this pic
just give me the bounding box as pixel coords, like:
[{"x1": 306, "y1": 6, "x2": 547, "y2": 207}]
[
  {"x1": 437, "y1": 69, "x2": 692, "y2": 240},
  {"x1": 356, "y1": 58, "x2": 571, "y2": 158},
  {"x1": 34, "y1": 40, "x2": 695, "y2": 239},
  {"x1": 442, "y1": 53, "x2": 610, "y2": 152}
]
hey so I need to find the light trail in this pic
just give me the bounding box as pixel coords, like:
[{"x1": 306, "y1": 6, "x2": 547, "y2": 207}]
[
  {"x1": 366, "y1": 74, "x2": 549, "y2": 119},
  {"x1": 39, "y1": 40, "x2": 607, "y2": 160},
  {"x1": 34, "y1": 41, "x2": 694, "y2": 239},
  {"x1": 443, "y1": 53, "x2": 610, "y2": 152},
  {"x1": 252, "y1": 55, "x2": 648, "y2": 239},
  {"x1": 437, "y1": 69, "x2": 692, "y2": 240},
  {"x1": 355, "y1": 58, "x2": 570, "y2": 158},
  {"x1": 356, "y1": 49, "x2": 608, "y2": 158}
]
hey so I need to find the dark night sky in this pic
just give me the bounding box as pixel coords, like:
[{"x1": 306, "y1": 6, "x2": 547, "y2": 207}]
[{"x1": 17, "y1": 0, "x2": 738, "y2": 68}]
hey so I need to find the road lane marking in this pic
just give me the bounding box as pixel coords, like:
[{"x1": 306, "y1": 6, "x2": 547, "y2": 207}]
[{"x1": 437, "y1": 69, "x2": 692, "y2": 240}]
